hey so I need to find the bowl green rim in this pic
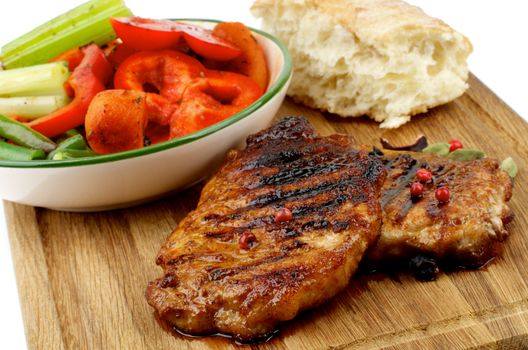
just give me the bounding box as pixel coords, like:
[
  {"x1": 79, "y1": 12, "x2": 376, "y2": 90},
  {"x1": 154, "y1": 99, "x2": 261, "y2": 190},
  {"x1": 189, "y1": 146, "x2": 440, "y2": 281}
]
[{"x1": 0, "y1": 19, "x2": 292, "y2": 168}]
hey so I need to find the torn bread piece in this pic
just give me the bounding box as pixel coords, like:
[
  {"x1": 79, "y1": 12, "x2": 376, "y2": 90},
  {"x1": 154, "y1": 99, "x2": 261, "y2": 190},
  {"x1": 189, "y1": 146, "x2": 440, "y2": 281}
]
[{"x1": 251, "y1": 0, "x2": 473, "y2": 128}]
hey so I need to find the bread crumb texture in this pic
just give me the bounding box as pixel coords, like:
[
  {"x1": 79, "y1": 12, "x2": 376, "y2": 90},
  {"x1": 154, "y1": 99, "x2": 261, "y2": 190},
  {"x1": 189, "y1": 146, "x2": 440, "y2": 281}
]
[{"x1": 251, "y1": 0, "x2": 472, "y2": 128}]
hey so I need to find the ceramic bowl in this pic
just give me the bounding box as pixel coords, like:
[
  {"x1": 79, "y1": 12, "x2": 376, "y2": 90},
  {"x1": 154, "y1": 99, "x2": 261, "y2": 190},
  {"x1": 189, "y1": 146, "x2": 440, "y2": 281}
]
[{"x1": 0, "y1": 20, "x2": 292, "y2": 211}]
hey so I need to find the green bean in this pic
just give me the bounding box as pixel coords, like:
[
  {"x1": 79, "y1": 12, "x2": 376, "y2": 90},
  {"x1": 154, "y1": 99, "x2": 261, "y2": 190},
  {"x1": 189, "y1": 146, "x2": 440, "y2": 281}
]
[
  {"x1": 51, "y1": 149, "x2": 97, "y2": 160},
  {"x1": 55, "y1": 128, "x2": 81, "y2": 144},
  {"x1": 47, "y1": 134, "x2": 87, "y2": 159},
  {"x1": 0, "y1": 141, "x2": 45, "y2": 161},
  {"x1": 0, "y1": 114, "x2": 55, "y2": 152}
]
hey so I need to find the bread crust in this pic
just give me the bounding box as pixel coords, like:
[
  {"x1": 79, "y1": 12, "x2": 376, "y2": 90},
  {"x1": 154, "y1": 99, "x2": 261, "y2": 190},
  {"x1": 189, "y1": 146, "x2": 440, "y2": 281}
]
[{"x1": 252, "y1": 0, "x2": 472, "y2": 51}]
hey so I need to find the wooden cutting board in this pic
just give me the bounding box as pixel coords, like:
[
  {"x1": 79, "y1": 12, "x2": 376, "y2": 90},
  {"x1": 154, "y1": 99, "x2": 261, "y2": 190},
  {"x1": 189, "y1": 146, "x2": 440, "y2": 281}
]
[{"x1": 5, "y1": 74, "x2": 528, "y2": 350}]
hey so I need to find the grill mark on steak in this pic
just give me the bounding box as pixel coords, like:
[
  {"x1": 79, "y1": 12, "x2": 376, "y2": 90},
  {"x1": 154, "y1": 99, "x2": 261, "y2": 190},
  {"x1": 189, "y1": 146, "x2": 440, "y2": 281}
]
[
  {"x1": 381, "y1": 153, "x2": 464, "y2": 222},
  {"x1": 204, "y1": 230, "x2": 236, "y2": 242},
  {"x1": 249, "y1": 174, "x2": 371, "y2": 209},
  {"x1": 206, "y1": 161, "x2": 379, "y2": 228},
  {"x1": 243, "y1": 148, "x2": 304, "y2": 169},
  {"x1": 166, "y1": 253, "x2": 227, "y2": 266},
  {"x1": 278, "y1": 227, "x2": 301, "y2": 239},
  {"x1": 208, "y1": 253, "x2": 289, "y2": 281},
  {"x1": 292, "y1": 193, "x2": 357, "y2": 217},
  {"x1": 165, "y1": 254, "x2": 196, "y2": 266},
  {"x1": 381, "y1": 154, "x2": 421, "y2": 209},
  {"x1": 245, "y1": 116, "x2": 315, "y2": 145},
  {"x1": 259, "y1": 162, "x2": 346, "y2": 186},
  {"x1": 198, "y1": 147, "x2": 385, "y2": 241},
  {"x1": 203, "y1": 175, "x2": 374, "y2": 235},
  {"x1": 381, "y1": 152, "x2": 468, "y2": 222}
]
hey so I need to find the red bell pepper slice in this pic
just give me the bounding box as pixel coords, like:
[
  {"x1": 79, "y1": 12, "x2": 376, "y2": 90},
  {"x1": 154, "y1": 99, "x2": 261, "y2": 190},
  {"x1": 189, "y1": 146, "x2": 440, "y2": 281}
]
[
  {"x1": 28, "y1": 44, "x2": 113, "y2": 138},
  {"x1": 114, "y1": 50, "x2": 206, "y2": 102},
  {"x1": 170, "y1": 70, "x2": 263, "y2": 138},
  {"x1": 50, "y1": 46, "x2": 85, "y2": 72}
]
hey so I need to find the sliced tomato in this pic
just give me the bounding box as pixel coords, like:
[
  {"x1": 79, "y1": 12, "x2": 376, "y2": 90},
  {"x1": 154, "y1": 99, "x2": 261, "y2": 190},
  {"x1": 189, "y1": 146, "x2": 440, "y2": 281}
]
[
  {"x1": 179, "y1": 24, "x2": 242, "y2": 61},
  {"x1": 110, "y1": 17, "x2": 242, "y2": 61},
  {"x1": 110, "y1": 17, "x2": 183, "y2": 51}
]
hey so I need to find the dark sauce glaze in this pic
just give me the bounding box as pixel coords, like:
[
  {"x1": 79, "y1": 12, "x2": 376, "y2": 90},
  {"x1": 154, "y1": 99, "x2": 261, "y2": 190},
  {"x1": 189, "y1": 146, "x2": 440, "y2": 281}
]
[
  {"x1": 155, "y1": 312, "x2": 280, "y2": 345},
  {"x1": 380, "y1": 135, "x2": 429, "y2": 152},
  {"x1": 380, "y1": 153, "x2": 421, "y2": 209},
  {"x1": 359, "y1": 253, "x2": 497, "y2": 282}
]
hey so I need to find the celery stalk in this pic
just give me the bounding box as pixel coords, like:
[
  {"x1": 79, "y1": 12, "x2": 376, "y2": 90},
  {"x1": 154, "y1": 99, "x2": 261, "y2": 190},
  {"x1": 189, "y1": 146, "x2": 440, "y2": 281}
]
[
  {"x1": 1, "y1": 0, "x2": 132, "y2": 69},
  {"x1": 0, "y1": 62, "x2": 69, "y2": 96},
  {"x1": 0, "y1": 95, "x2": 71, "y2": 119}
]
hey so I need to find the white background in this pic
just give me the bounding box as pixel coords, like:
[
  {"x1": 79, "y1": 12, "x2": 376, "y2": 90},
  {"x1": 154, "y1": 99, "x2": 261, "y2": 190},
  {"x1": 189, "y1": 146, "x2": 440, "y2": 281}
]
[{"x1": 0, "y1": 1, "x2": 527, "y2": 348}]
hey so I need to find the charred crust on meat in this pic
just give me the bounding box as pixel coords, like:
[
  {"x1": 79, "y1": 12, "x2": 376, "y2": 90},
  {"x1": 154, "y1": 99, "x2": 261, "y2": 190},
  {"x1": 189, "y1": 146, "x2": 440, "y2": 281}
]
[{"x1": 246, "y1": 116, "x2": 315, "y2": 145}]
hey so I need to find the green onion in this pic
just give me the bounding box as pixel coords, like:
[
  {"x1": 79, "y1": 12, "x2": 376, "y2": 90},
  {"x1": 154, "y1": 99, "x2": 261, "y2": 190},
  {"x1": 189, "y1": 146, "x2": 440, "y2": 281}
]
[
  {"x1": 0, "y1": 95, "x2": 70, "y2": 119},
  {"x1": 0, "y1": 141, "x2": 45, "y2": 161},
  {"x1": 0, "y1": 62, "x2": 69, "y2": 97},
  {"x1": 0, "y1": 114, "x2": 56, "y2": 152},
  {"x1": 1, "y1": 0, "x2": 133, "y2": 69}
]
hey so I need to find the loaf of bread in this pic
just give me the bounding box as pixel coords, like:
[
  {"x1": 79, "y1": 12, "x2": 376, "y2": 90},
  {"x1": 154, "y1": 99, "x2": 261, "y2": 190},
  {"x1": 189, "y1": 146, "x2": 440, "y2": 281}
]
[{"x1": 251, "y1": 0, "x2": 472, "y2": 128}]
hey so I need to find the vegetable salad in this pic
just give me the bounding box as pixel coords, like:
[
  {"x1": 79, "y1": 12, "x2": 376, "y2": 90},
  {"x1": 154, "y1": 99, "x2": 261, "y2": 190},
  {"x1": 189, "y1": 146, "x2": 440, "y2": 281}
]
[{"x1": 0, "y1": 0, "x2": 269, "y2": 160}]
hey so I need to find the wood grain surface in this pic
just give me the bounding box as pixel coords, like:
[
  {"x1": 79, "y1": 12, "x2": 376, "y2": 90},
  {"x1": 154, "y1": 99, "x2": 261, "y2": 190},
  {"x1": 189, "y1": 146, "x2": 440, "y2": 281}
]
[{"x1": 5, "y1": 75, "x2": 528, "y2": 349}]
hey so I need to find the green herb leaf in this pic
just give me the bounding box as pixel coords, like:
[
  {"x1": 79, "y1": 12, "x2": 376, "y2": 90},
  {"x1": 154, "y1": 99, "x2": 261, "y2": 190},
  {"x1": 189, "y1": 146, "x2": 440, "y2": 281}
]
[
  {"x1": 422, "y1": 143, "x2": 450, "y2": 157},
  {"x1": 446, "y1": 149, "x2": 486, "y2": 161},
  {"x1": 500, "y1": 157, "x2": 518, "y2": 178}
]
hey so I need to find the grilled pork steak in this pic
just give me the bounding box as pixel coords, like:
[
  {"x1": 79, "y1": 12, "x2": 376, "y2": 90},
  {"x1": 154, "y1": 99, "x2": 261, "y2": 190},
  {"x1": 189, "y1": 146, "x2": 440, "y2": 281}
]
[
  {"x1": 367, "y1": 149, "x2": 514, "y2": 272},
  {"x1": 146, "y1": 117, "x2": 386, "y2": 341},
  {"x1": 147, "y1": 117, "x2": 515, "y2": 341}
]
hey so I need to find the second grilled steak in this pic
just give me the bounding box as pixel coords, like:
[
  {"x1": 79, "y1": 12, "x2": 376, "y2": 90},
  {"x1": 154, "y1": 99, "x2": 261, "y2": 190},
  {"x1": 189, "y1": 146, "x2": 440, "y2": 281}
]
[
  {"x1": 146, "y1": 117, "x2": 386, "y2": 341},
  {"x1": 366, "y1": 149, "x2": 514, "y2": 277}
]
